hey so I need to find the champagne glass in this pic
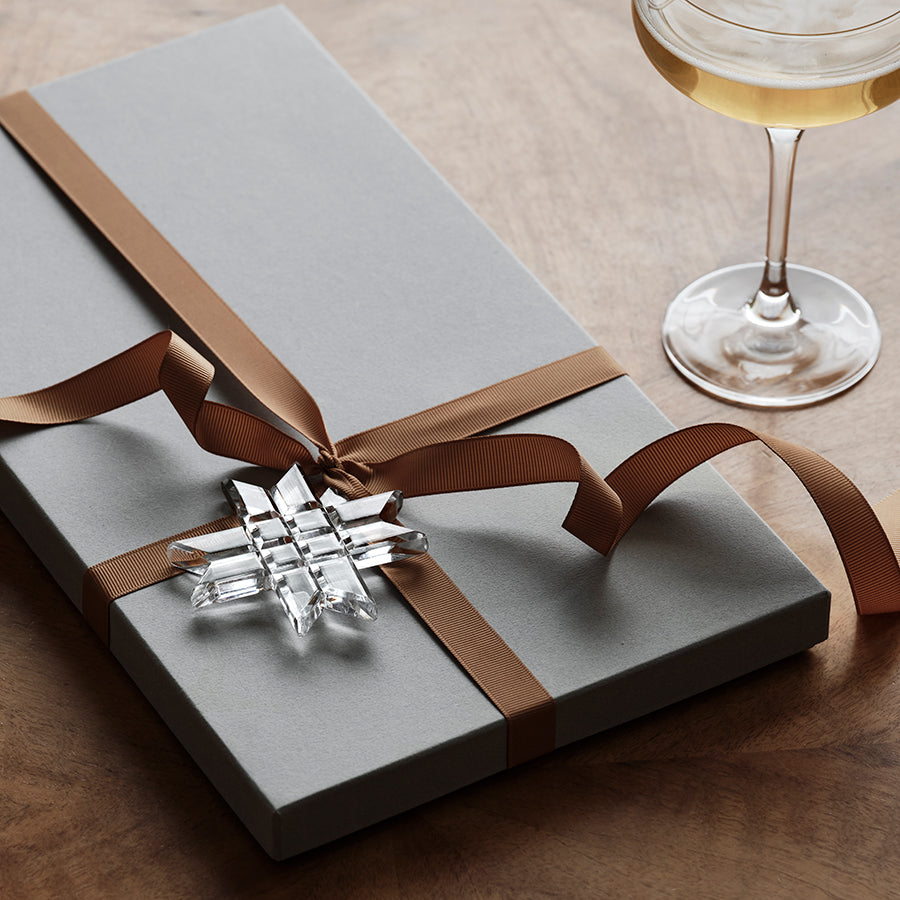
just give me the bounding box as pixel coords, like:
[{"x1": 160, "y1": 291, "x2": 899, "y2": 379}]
[{"x1": 632, "y1": 0, "x2": 900, "y2": 407}]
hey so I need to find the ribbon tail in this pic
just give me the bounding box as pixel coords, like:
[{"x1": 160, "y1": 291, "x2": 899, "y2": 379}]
[
  {"x1": 0, "y1": 330, "x2": 315, "y2": 472},
  {"x1": 0, "y1": 331, "x2": 170, "y2": 424},
  {"x1": 604, "y1": 423, "x2": 900, "y2": 616}
]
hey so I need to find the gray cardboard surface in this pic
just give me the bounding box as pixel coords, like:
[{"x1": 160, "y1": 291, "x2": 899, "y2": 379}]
[{"x1": 0, "y1": 7, "x2": 829, "y2": 859}]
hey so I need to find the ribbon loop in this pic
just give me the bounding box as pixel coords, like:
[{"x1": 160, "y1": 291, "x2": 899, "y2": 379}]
[{"x1": 605, "y1": 422, "x2": 900, "y2": 615}]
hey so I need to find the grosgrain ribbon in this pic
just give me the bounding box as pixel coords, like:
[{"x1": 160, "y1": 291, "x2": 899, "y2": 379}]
[{"x1": 2, "y1": 90, "x2": 900, "y2": 769}]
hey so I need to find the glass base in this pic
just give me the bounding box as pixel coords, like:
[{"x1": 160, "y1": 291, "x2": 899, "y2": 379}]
[{"x1": 661, "y1": 262, "x2": 881, "y2": 408}]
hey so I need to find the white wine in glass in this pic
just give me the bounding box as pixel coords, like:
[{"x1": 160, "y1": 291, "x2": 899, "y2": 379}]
[{"x1": 633, "y1": 0, "x2": 900, "y2": 407}]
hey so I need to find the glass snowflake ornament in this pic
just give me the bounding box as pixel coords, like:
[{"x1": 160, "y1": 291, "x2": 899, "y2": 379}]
[{"x1": 167, "y1": 464, "x2": 428, "y2": 635}]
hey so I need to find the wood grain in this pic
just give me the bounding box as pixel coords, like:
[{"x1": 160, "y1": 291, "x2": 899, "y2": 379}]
[{"x1": 2, "y1": 0, "x2": 900, "y2": 896}]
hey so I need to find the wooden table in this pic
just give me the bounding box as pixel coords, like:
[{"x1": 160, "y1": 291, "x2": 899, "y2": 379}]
[{"x1": 2, "y1": 1, "x2": 899, "y2": 896}]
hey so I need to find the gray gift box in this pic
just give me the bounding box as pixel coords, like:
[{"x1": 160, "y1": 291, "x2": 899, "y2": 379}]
[{"x1": 0, "y1": 6, "x2": 828, "y2": 859}]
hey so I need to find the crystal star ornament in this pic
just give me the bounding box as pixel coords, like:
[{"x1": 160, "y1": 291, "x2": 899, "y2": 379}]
[{"x1": 167, "y1": 464, "x2": 428, "y2": 635}]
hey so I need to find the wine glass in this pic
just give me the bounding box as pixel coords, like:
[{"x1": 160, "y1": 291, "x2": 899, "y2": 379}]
[{"x1": 632, "y1": 0, "x2": 900, "y2": 407}]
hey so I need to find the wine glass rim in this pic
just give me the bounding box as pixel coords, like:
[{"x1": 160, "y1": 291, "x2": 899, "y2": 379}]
[{"x1": 682, "y1": 1, "x2": 900, "y2": 37}]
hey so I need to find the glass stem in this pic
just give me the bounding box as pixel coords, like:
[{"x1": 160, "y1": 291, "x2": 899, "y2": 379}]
[{"x1": 749, "y1": 127, "x2": 804, "y2": 323}]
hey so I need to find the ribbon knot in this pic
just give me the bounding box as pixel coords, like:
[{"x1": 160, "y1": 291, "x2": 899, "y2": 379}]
[
  {"x1": 315, "y1": 448, "x2": 373, "y2": 501},
  {"x1": 315, "y1": 447, "x2": 343, "y2": 476}
]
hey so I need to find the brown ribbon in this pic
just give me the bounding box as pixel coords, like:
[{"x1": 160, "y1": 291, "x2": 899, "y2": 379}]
[{"x1": 2, "y1": 90, "x2": 900, "y2": 768}]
